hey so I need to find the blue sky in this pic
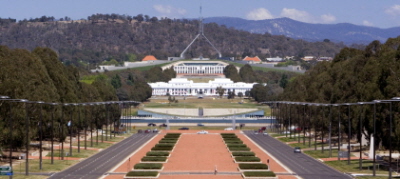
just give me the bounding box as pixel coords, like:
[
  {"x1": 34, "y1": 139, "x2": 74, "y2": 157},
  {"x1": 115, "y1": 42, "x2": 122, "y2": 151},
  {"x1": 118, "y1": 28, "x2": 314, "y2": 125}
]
[{"x1": 1, "y1": 0, "x2": 400, "y2": 28}]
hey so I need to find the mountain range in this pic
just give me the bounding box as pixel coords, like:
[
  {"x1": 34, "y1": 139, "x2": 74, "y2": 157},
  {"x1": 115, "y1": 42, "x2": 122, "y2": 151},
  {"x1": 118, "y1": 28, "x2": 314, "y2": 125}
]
[{"x1": 204, "y1": 17, "x2": 400, "y2": 44}]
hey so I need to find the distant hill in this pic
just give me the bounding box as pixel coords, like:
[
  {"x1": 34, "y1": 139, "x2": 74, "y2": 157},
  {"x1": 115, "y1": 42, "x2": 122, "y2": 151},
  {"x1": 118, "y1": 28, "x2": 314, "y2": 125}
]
[
  {"x1": 0, "y1": 14, "x2": 344, "y2": 67},
  {"x1": 204, "y1": 17, "x2": 400, "y2": 44}
]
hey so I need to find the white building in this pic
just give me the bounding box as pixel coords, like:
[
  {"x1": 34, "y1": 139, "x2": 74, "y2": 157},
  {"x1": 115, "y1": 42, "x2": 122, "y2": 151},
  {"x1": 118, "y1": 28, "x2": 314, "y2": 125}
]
[
  {"x1": 149, "y1": 78, "x2": 257, "y2": 96},
  {"x1": 162, "y1": 61, "x2": 236, "y2": 74}
]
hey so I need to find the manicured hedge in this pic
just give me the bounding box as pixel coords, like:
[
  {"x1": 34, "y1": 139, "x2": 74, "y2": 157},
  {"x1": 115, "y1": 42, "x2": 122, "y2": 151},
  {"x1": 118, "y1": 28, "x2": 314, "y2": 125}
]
[
  {"x1": 225, "y1": 141, "x2": 243, "y2": 144},
  {"x1": 221, "y1": 133, "x2": 236, "y2": 136},
  {"x1": 164, "y1": 133, "x2": 181, "y2": 138},
  {"x1": 235, "y1": 156, "x2": 261, "y2": 162},
  {"x1": 223, "y1": 138, "x2": 242, "y2": 142},
  {"x1": 229, "y1": 147, "x2": 251, "y2": 151},
  {"x1": 151, "y1": 146, "x2": 173, "y2": 151},
  {"x1": 239, "y1": 163, "x2": 268, "y2": 170},
  {"x1": 232, "y1": 152, "x2": 255, "y2": 156},
  {"x1": 126, "y1": 171, "x2": 158, "y2": 177},
  {"x1": 159, "y1": 140, "x2": 177, "y2": 143},
  {"x1": 141, "y1": 156, "x2": 167, "y2": 162},
  {"x1": 243, "y1": 171, "x2": 276, "y2": 177},
  {"x1": 227, "y1": 144, "x2": 247, "y2": 148},
  {"x1": 134, "y1": 163, "x2": 163, "y2": 169},
  {"x1": 222, "y1": 135, "x2": 238, "y2": 138},
  {"x1": 155, "y1": 143, "x2": 175, "y2": 147},
  {"x1": 161, "y1": 138, "x2": 178, "y2": 141},
  {"x1": 146, "y1": 151, "x2": 170, "y2": 156}
]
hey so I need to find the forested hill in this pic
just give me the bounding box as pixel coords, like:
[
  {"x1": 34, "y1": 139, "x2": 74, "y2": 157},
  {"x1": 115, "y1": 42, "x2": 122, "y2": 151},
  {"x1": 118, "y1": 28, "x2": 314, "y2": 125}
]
[{"x1": 0, "y1": 14, "x2": 346, "y2": 67}]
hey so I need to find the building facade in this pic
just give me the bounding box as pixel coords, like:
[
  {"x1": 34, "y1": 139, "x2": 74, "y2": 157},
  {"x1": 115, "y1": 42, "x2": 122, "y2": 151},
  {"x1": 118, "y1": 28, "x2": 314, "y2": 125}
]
[{"x1": 149, "y1": 78, "x2": 257, "y2": 96}]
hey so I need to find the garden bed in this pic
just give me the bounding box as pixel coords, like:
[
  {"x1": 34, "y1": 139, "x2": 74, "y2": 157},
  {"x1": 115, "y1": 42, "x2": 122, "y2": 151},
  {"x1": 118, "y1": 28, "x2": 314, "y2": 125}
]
[
  {"x1": 141, "y1": 156, "x2": 168, "y2": 163},
  {"x1": 133, "y1": 163, "x2": 164, "y2": 171},
  {"x1": 124, "y1": 171, "x2": 159, "y2": 179},
  {"x1": 241, "y1": 171, "x2": 277, "y2": 179},
  {"x1": 232, "y1": 151, "x2": 256, "y2": 157},
  {"x1": 238, "y1": 163, "x2": 269, "y2": 172},
  {"x1": 234, "y1": 156, "x2": 261, "y2": 163},
  {"x1": 146, "y1": 151, "x2": 170, "y2": 157}
]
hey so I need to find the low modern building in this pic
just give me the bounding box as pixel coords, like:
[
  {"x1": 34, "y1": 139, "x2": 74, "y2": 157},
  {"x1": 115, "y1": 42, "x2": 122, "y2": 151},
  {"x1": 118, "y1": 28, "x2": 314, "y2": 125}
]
[
  {"x1": 148, "y1": 78, "x2": 257, "y2": 96},
  {"x1": 162, "y1": 61, "x2": 234, "y2": 75}
]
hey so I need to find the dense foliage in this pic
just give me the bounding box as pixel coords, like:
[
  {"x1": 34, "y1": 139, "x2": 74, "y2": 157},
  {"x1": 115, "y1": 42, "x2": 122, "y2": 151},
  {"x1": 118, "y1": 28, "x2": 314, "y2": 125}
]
[
  {"x1": 0, "y1": 14, "x2": 346, "y2": 68},
  {"x1": 280, "y1": 36, "x2": 400, "y2": 152},
  {"x1": 0, "y1": 46, "x2": 120, "y2": 152}
]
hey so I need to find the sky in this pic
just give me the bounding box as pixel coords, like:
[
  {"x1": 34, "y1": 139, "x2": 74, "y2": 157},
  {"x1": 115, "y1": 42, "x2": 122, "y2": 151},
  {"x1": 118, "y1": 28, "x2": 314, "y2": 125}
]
[{"x1": 1, "y1": 0, "x2": 400, "y2": 28}]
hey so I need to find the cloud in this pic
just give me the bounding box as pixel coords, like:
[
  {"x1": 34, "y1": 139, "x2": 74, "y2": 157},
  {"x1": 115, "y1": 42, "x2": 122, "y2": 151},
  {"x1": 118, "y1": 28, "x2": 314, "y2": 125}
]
[
  {"x1": 280, "y1": 8, "x2": 314, "y2": 23},
  {"x1": 246, "y1": 8, "x2": 274, "y2": 20},
  {"x1": 320, "y1": 14, "x2": 336, "y2": 23},
  {"x1": 385, "y1": 4, "x2": 400, "y2": 16},
  {"x1": 153, "y1": 5, "x2": 186, "y2": 17},
  {"x1": 362, "y1": 20, "x2": 374, "y2": 26}
]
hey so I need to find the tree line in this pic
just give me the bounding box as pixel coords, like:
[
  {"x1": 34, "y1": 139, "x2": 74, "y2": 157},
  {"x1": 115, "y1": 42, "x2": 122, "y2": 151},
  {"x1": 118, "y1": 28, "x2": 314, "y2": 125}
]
[
  {"x1": 0, "y1": 46, "x2": 124, "y2": 155},
  {"x1": 278, "y1": 36, "x2": 400, "y2": 152}
]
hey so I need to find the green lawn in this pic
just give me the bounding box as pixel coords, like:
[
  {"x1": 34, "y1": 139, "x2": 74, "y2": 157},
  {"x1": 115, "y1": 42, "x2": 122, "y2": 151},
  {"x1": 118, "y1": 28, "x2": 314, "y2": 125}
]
[
  {"x1": 46, "y1": 148, "x2": 98, "y2": 158},
  {"x1": 324, "y1": 160, "x2": 390, "y2": 176}
]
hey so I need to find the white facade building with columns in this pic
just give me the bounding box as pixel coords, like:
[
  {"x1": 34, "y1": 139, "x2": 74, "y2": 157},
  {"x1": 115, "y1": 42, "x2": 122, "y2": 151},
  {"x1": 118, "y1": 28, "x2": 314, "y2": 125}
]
[{"x1": 149, "y1": 78, "x2": 258, "y2": 96}]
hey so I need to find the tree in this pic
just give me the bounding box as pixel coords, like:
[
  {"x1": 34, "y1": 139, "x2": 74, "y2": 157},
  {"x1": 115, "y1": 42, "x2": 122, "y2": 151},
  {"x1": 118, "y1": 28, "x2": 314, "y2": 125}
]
[
  {"x1": 216, "y1": 86, "x2": 225, "y2": 98},
  {"x1": 239, "y1": 64, "x2": 256, "y2": 82},
  {"x1": 111, "y1": 74, "x2": 122, "y2": 89},
  {"x1": 238, "y1": 92, "x2": 243, "y2": 99},
  {"x1": 223, "y1": 64, "x2": 241, "y2": 82},
  {"x1": 279, "y1": 74, "x2": 288, "y2": 89}
]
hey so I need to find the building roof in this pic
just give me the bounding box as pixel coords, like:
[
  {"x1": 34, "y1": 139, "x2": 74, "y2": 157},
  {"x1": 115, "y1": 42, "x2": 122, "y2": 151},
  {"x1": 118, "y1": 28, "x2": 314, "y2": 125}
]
[
  {"x1": 142, "y1": 55, "x2": 157, "y2": 61},
  {"x1": 243, "y1": 56, "x2": 261, "y2": 62}
]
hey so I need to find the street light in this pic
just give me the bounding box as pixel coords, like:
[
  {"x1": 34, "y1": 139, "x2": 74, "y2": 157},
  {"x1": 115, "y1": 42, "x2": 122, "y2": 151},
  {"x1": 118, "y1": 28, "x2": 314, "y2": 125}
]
[
  {"x1": 49, "y1": 103, "x2": 58, "y2": 164},
  {"x1": 344, "y1": 103, "x2": 358, "y2": 165},
  {"x1": 36, "y1": 101, "x2": 44, "y2": 170}
]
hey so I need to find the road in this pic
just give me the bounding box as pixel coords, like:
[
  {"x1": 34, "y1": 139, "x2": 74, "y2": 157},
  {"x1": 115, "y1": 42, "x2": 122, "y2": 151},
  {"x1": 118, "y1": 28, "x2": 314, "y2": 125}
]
[
  {"x1": 243, "y1": 131, "x2": 352, "y2": 179},
  {"x1": 48, "y1": 133, "x2": 156, "y2": 179}
]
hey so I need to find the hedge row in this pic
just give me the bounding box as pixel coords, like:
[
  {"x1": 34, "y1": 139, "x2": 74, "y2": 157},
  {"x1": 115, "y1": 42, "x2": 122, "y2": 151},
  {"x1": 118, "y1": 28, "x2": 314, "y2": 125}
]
[
  {"x1": 243, "y1": 171, "x2": 276, "y2": 177},
  {"x1": 151, "y1": 147, "x2": 174, "y2": 151},
  {"x1": 146, "y1": 151, "x2": 170, "y2": 156},
  {"x1": 134, "y1": 163, "x2": 163, "y2": 169},
  {"x1": 239, "y1": 163, "x2": 268, "y2": 170},
  {"x1": 159, "y1": 140, "x2": 177, "y2": 143},
  {"x1": 227, "y1": 144, "x2": 247, "y2": 148},
  {"x1": 126, "y1": 171, "x2": 158, "y2": 177},
  {"x1": 141, "y1": 157, "x2": 167, "y2": 162},
  {"x1": 235, "y1": 156, "x2": 261, "y2": 162},
  {"x1": 229, "y1": 147, "x2": 251, "y2": 151},
  {"x1": 223, "y1": 138, "x2": 242, "y2": 141},
  {"x1": 232, "y1": 152, "x2": 255, "y2": 156},
  {"x1": 225, "y1": 141, "x2": 243, "y2": 144},
  {"x1": 155, "y1": 143, "x2": 175, "y2": 147},
  {"x1": 222, "y1": 135, "x2": 238, "y2": 138}
]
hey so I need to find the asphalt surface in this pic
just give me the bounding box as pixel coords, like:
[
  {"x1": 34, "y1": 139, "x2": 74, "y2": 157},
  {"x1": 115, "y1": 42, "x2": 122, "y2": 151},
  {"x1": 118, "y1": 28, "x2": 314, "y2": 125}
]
[
  {"x1": 243, "y1": 131, "x2": 352, "y2": 179},
  {"x1": 48, "y1": 133, "x2": 157, "y2": 179}
]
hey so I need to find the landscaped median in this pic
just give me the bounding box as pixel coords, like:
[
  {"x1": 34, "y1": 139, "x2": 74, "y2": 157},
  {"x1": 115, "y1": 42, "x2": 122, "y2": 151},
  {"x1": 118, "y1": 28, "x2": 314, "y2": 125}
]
[
  {"x1": 124, "y1": 133, "x2": 181, "y2": 179},
  {"x1": 221, "y1": 133, "x2": 277, "y2": 178}
]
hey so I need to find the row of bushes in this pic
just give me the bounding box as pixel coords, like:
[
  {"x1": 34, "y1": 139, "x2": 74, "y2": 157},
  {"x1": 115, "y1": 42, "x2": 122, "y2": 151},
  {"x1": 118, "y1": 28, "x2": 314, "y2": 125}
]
[
  {"x1": 126, "y1": 171, "x2": 158, "y2": 177},
  {"x1": 134, "y1": 163, "x2": 163, "y2": 169},
  {"x1": 146, "y1": 151, "x2": 169, "y2": 157},
  {"x1": 239, "y1": 163, "x2": 269, "y2": 170},
  {"x1": 126, "y1": 133, "x2": 181, "y2": 177},
  {"x1": 243, "y1": 171, "x2": 276, "y2": 177},
  {"x1": 235, "y1": 156, "x2": 261, "y2": 162}
]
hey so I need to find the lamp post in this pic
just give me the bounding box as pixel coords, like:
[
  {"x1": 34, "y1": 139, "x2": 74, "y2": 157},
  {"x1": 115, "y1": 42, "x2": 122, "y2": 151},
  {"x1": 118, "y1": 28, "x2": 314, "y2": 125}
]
[
  {"x1": 49, "y1": 103, "x2": 57, "y2": 164},
  {"x1": 61, "y1": 103, "x2": 69, "y2": 160},
  {"x1": 37, "y1": 101, "x2": 44, "y2": 170},
  {"x1": 344, "y1": 103, "x2": 357, "y2": 165},
  {"x1": 69, "y1": 103, "x2": 76, "y2": 156},
  {"x1": 332, "y1": 104, "x2": 343, "y2": 161}
]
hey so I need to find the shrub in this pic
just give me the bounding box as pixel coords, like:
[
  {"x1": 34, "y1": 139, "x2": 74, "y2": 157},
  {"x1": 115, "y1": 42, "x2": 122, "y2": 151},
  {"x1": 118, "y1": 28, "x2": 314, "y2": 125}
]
[
  {"x1": 161, "y1": 138, "x2": 178, "y2": 141},
  {"x1": 227, "y1": 144, "x2": 247, "y2": 148},
  {"x1": 164, "y1": 133, "x2": 181, "y2": 138},
  {"x1": 159, "y1": 140, "x2": 176, "y2": 143},
  {"x1": 141, "y1": 156, "x2": 167, "y2": 162},
  {"x1": 222, "y1": 135, "x2": 238, "y2": 138},
  {"x1": 232, "y1": 152, "x2": 255, "y2": 156},
  {"x1": 126, "y1": 171, "x2": 158, "y2": 177},
  {"x1": 151, "y1": 146, "x2": 173, "y2": 151},
  {"x1": 221, "y1": 133, "x2": 236, "y2": 136},
  {"x1": 155, "y1": 143, "x2": 174, "y2": 147},
  {"x1": 134, "y1": 163, "x2": 163, "y2": 169},
  {"x1": 146, "y1": 151, "x2": 170, "y2": 156},
  {"x1": 243, "y1": 171, "x2": 276, "y2": 177},
  {"x1": 229, "y1": 147, "x2": 251, "y2": 151},
  {"x1": 225, "y1": 141, "x2": 243, "y2": 144},
  {"x1": 239, "y1": 163, "x2": 268, "y2": 170},
  {"x1": 223, "y1": 138, "x2": 242, "y2": 142},
  {"x1": 235, "y1": 157, "x2": 261, "y2": 162}
]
